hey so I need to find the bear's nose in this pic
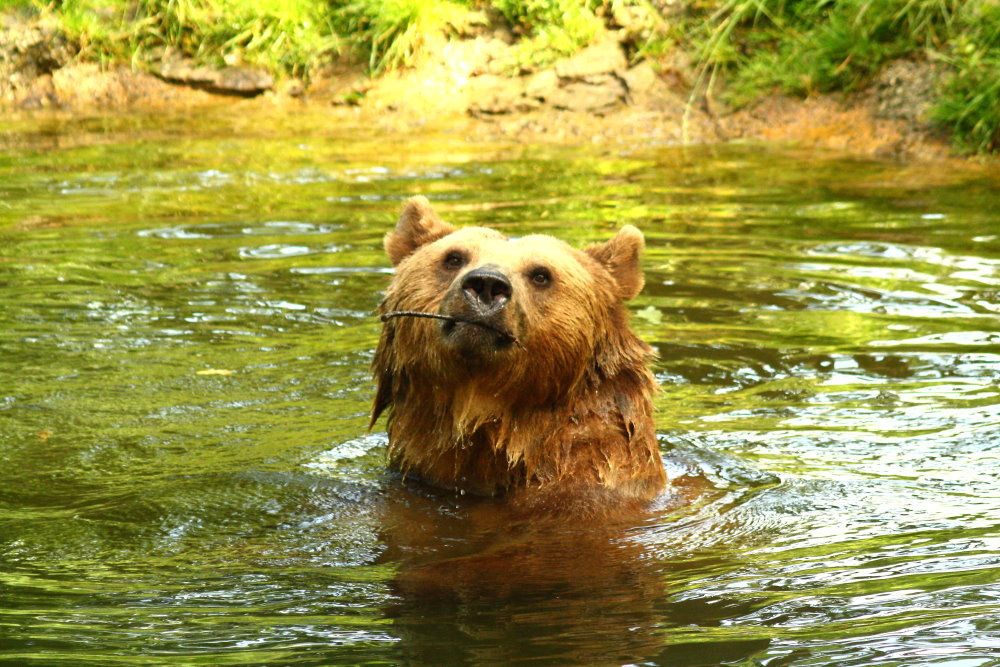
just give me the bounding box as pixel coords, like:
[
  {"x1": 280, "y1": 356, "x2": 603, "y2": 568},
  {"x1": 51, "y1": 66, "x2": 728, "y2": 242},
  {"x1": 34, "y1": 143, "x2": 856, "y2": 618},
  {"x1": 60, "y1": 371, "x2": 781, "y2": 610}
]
[{"x1": 461, "y1": 268, "x2": 512, "y2": 310}]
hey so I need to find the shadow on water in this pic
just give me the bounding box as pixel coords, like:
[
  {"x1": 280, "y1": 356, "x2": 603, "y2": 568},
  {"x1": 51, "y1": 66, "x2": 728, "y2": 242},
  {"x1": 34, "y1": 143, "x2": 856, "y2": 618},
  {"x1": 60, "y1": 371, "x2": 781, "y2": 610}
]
[{"x1": 1, "y1": 110, "x2": 999, "y2": 665}]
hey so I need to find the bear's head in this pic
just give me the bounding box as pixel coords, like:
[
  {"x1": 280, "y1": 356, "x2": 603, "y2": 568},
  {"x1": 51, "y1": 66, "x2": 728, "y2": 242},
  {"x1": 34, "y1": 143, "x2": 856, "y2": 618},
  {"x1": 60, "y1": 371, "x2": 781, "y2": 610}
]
[{"x1": 374, "y1": 196, "x2": 646, "y2": 405}]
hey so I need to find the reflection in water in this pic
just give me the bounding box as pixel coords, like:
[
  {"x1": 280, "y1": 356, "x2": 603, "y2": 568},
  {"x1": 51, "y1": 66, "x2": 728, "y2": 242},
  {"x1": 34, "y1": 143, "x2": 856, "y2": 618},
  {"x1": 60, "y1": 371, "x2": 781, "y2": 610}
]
[
  {"x1": 1, "y1": 112, "x2": 999, "y2": 664},
  {"x1": 383, "y1": 491, "x2": 673, "y2": 664},
  {"x1": 378, "y1": 472, "x2": 767, "y2": 665}
]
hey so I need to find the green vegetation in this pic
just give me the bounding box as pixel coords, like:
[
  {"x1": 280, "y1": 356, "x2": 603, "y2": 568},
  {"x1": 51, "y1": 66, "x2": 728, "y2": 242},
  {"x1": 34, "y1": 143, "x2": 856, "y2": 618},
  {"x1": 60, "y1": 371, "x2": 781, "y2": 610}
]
[
  {"x1": 493, "y1": 0, "x2": 604, "y2": 70},
  {"x1": 691, "y1": 0, "x2": 954, "y2": 100},
  {"x1": 49, "y1": 0, "x2": 340, "y2": 76},
  {"x1": 26, "y1": 0, "x2": 655, "y2": 77},
  {"x1": 677, "y1": 0, "x2": 1000, "y2": 153},
  {"x1": 8, "y1": 0, "x2": 1000, "y2": 153},
  {"x1": 928, "y1": 4, "x2": 1000, "y2": 153},
  {"x1": 333, "y1": 0, "x2": 483, "y2": 74}
]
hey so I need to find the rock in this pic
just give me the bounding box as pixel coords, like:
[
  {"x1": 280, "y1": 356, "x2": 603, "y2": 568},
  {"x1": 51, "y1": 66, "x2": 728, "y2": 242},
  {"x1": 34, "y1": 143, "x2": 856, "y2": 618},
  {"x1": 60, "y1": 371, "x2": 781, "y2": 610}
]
[
  {"x1": 547, "y1": 76, "x2": 626, "y2": 113},
  {"x1": 609, "y1": 3, "x2": 668, "y2": 44},
  {"x1": 467, "y1": 74, "x2": 537, "y2": 115},
  {"x1": 49, "y1": 63, "x2": 221, "y2": 109},
  {"x1": 0, "y1": 12, "x2": 76, "y2": 104},
  {"x1": 555, "y1": 39, "x2": 628, "y2": 80},
  {"x1": 649, "y1": 0, "x2": 688, "y2": 18},
  {"x1": 463, "y1": 37, "x2": 633, "y2": 115},
  {"x1": 153, "y1": 56, "x2": 273, "y2": 97},
  {"x1": 279, "y1": 78, "x2": 306, "y2": 98},
  {"x1": 154, "y1": 59, "x2": 216, "y2": 86},
  {"x1": 0, "y1": 15, "x2": 75, "y2": 77},
  {"x1": 214, "y1": 66, "x2": 274, "y2": 95},
  {"x1": 621, "y1": 61, "x2": 657, "y2": 97},
  {"x1": 524, "y1": 69, "x2": 558, "y2": 100},
  {"x1": 12, "y1": 73, "x2": 57, "y2": 109},
  {"x1": 657, "y1": 50, "x2": 695, "y2": 90},
  {"x1": 869, "y1": 59, "x2": 938, "y2": 127}
]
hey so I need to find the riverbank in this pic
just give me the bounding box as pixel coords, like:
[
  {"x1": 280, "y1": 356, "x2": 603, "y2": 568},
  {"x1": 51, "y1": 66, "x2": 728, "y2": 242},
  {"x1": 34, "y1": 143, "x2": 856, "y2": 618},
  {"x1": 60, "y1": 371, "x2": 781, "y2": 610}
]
[{"x1": 0, "y1": 8, "x2": 958, "y2": 161}]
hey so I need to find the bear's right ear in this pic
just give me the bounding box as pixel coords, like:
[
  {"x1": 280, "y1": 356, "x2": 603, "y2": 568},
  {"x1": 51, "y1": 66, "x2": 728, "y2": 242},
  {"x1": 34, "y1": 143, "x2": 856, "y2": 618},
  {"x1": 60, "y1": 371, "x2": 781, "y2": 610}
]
[
  {"x1": 385, "y1": 196, "x2": 456, "y2": 266},
  {"x1": 584, "y1": 225, "x2": 645, "y2": 301}
]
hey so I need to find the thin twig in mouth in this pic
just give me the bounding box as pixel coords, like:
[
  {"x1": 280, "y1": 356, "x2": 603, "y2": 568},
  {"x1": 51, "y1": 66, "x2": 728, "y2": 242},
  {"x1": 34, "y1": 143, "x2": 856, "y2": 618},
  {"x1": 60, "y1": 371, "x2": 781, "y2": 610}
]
[{"x1": 380, "y1": 310, "x2": 524, "y2": 349}]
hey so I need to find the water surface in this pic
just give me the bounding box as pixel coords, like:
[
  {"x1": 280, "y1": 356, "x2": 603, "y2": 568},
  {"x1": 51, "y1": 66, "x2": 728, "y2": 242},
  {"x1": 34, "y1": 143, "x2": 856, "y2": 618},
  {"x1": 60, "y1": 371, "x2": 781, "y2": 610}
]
[{"x1": 2, "y1": 110, "x2": 999, "y2": 665}]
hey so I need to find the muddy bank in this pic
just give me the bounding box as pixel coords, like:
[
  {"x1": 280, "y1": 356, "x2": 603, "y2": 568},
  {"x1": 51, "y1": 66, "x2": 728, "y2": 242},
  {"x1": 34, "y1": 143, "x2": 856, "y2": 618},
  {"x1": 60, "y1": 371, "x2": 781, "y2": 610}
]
[{"x1": 1, "y1": 13, "x2": 952, "y2": 161}]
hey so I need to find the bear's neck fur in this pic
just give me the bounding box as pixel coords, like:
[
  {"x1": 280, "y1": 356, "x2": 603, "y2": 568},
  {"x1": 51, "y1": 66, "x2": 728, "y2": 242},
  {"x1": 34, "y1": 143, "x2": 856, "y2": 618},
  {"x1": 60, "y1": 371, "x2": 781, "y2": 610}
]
[{"x1": 371, "y1": 310, "x2": 667, "y2": 510}]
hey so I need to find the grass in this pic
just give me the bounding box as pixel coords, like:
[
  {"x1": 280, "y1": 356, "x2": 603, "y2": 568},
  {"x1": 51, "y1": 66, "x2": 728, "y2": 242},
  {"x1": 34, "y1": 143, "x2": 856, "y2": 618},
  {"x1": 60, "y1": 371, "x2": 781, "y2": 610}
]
[
  {"x1": 676, "y1": 0, "x2": 1000, "y2": 153},
  {"x1": 50, "y1": 0, "x2": 340, "y2": 76},
  {"x1": 929, "y1": 2, "x2": 1000, "y2": 153},
  {"x1": 333, "y1": 0, "x2": 483, "y2": 75},
  {"x1": 690, "y1": 0, "x2": 959, "y2": 102},
  {"x1": 493, "y1": 0, "x2": 605, "y2": 71}
]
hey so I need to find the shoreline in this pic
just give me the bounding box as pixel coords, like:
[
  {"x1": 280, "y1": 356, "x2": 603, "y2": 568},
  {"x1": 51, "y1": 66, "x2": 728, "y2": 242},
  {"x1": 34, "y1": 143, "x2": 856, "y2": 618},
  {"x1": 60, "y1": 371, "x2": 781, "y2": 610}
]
[{"x1": 1, "y1": 19, "x2": 960, "y2": 162}]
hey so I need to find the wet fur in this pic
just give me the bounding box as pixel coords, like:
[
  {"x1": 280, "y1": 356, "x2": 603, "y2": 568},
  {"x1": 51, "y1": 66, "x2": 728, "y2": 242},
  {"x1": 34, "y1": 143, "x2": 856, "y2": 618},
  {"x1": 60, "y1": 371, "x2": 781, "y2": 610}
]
[{"x1": 371, "y1": 196, "x2": 666, "y2": 515}]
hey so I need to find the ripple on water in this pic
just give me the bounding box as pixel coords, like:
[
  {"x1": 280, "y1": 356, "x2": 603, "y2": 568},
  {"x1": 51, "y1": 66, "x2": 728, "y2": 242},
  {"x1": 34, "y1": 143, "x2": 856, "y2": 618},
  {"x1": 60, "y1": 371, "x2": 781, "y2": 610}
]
[{"x1": 139, "y1": 220, "x2": 343, "y2": 240}]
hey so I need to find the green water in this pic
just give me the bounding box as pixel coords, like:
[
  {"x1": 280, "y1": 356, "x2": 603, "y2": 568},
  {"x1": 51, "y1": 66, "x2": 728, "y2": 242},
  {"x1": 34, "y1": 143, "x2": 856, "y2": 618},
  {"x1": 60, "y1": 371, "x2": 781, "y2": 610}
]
[{"x1": 2, "y1": 110, "x2": 999, "y2": 666}]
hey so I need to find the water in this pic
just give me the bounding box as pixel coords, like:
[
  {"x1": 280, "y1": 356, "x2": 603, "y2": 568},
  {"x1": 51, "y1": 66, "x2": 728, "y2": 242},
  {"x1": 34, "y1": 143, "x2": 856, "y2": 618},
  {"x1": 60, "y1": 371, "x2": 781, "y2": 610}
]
[{"x1": 1, "y1": 109, "x2": 999, "y2": 665}]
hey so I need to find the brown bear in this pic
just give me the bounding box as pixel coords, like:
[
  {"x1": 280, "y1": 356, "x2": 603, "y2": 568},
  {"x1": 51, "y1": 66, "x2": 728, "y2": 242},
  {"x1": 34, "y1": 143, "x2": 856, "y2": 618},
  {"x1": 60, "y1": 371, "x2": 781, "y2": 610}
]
[{"x1": 371, "y1": 196, "x2": 666, "y2": 515}]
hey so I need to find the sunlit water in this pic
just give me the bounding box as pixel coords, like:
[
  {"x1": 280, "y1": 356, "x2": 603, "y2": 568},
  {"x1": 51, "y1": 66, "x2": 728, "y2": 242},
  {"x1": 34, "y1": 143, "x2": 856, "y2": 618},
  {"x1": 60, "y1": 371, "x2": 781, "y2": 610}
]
[{"x1": 2, "y1": 110, "x2": 999, "y2": 666}]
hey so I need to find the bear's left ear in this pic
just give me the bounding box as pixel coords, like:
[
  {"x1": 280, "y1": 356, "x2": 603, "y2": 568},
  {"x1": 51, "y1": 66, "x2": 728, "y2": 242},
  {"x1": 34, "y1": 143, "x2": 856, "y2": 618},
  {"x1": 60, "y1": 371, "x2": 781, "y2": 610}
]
[
  {"x1": 584, "y1": 225, "x2": 645, "y2": 300},
  {"x1": 385, "y1": 196, "x2": 456, "y2": 266}
]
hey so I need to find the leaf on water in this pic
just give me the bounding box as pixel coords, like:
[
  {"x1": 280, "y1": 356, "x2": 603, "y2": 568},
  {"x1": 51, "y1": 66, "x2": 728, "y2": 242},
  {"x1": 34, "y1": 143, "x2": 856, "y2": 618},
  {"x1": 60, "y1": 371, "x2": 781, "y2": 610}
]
[{"x1": 196, "y1": 369, "x2": 236, "y2": 376}]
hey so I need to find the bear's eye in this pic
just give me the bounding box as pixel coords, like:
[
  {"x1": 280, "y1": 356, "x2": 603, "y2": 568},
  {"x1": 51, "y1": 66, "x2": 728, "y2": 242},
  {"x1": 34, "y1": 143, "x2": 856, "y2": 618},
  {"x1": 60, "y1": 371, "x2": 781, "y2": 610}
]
[
  {"x1": 529, "y1": 267, "x2": 552, "y2": 287},
  {"x1": 442, "y1": 250, "x2": 467, "y2": 271}
]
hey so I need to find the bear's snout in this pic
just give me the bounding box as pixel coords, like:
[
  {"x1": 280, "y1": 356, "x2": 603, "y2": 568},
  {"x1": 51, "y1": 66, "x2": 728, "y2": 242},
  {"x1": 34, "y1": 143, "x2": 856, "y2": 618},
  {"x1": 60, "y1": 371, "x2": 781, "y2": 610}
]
[
  {"x1": 461, "y1": 266, "x2": 512, "y2": 313},
  {"x1": 437, "y1": 264, "x2": 518, "y2": 355}
]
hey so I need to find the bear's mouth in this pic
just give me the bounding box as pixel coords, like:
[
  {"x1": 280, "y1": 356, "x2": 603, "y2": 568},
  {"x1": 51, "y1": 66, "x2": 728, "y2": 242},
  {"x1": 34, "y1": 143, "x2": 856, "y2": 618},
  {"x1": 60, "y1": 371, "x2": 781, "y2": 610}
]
[
  {"x1": 380, "y1": 310, "x2": 523, "y2": 349},
  {"x1": 441, "y1": 316, "x2": 520, "y2": 350}
]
